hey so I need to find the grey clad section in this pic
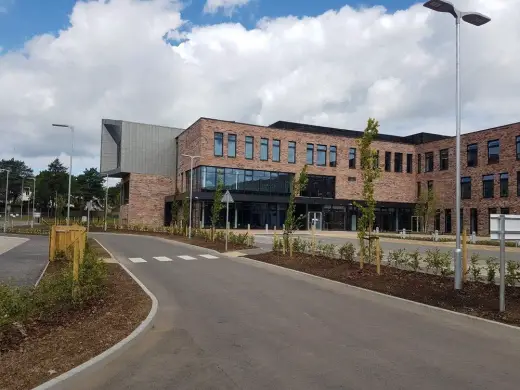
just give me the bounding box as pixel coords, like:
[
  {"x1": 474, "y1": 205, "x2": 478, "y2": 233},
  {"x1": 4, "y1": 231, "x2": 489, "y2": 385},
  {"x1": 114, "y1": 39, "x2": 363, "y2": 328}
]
[{"x1": 100, "y1": 119, "x2": 183, "y2": 177}]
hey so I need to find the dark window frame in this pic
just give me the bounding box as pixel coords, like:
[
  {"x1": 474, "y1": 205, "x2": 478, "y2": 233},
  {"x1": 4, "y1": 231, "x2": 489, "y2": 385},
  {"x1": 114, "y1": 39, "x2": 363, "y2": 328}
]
[
  {"x1": 306, "y1": 143, "x2": 314, "y2": 165},
  {"x1": 406, "y1": 153, "x2": 413, "y2": 173},
  {"x1": 245, "y1": 136, "x2": 254, "y2": 160},
  {"x1": 272, "y1": 139, "x2": 281, "y2": 162},
  {"x1": 418, "y1": 153, "x2": 422, "y2": 173},
  {"x1": 227, "y1": 134, "x2": 236, "y2": 158},
  {"x1": 317, "y1": 144, "x2": 327, "y2": 167},
  {"x1": 482, "y1": 174, "x2": 494, "y2": 199},
  {"x1": 384, "y1": 151, "x2": 391, "y2": 172},
  {"x1": 461, "y1": 177, "x2": 471, "y2": 199},
  {"x1": 439, "y1": 149, "x2": 449, "y2": 171},
  {"x1": 260, "y1": 138, "x2": 269, "y2": 161},
  {"x1": 487, "y1": 139, "x2": 500, "y2": 164},
  {"x1": 394, "y1": 152, "x2": 403, "y2": 173},
  {"x1": 425, "y1": 152, "x2": 434, "y2": 172},
  {"x1": 214, "y1": 132, "x2": 223, "y2": 157},
  {"x1": 288, "y1": 141, "x2": 296, "y2": 164},
  {"x1": 467, "y1": 143, "x2": 478, "y2": 167},
  {"x1": 517, "y1": 136, "x2": 520, "y2": 160},
  {"x1": 330, "y1": 145, "x2": 337, "y2": 167},
  {"x1": 349, "y1": 148, "x2": 356, "y2": 169},
  {"x1": 500, "y1": 172, "x2": 509, "y2": 197}
]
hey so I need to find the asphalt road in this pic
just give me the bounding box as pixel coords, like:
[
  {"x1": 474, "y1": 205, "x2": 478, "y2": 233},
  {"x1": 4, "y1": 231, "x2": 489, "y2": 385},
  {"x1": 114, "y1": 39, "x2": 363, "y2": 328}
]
[
  {"x1": 60, "y1": 233, "x2": 520, "y2": 390},
  {"x1": 0, "y1": 234, "x2": 48, "y2": 286}
]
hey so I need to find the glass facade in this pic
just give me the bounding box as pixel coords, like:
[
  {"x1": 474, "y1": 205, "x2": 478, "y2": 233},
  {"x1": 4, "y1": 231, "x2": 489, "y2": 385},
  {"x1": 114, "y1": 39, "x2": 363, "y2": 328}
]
[{"x1": 301, "y1": 175, "x2": 335, "y2": 198}]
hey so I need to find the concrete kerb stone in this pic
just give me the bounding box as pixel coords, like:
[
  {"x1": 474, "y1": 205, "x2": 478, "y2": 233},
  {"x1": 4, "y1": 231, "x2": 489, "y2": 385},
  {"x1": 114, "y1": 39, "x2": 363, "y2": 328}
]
[
  {"x1": 233, "y1": 255, "x2": 520, "y2": 334},
  {"x1": 34, "y1": 261, "x2": 49, "y2": 287},
  {"x1": 33, "y1": 238, "x2": 159, "y2": 390}
]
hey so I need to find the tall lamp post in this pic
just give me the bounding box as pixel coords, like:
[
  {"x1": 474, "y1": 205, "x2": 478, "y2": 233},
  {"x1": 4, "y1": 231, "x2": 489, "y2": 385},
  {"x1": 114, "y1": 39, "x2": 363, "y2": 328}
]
[
  {"x1": 0, "y1": 168, "x2": 10, "y2": 233},
  {"x1": 181, "y1": 154, "x2": 200, "y2": 239},
  {"x1": 423, "y1": 0, "x2": 491, "y2": 290},
  {"x1": 104, "y1": 173, "x2": 109, "y2": 232},
  {"x1": 52, "y1": 123, "x2": 74, "y2": 225},
  {"x1": 28, "y1": 177, "x2": 36, "y2": 228}
]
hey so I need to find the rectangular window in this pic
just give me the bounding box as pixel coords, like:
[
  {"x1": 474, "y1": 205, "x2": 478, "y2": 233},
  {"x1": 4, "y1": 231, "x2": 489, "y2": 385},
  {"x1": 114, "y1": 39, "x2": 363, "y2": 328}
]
[
  {"x1": 272, "y1": 139, "x2": 280, "y2": 162},
  {"x1": 417, "y1": 182, "x2": 421, "y2": 198},
  {"x1": 288, "y1": 141, "x2": 296, "y2": 164},
  {"x1": 467, "y1": 143, "x2": 478, "y2": 167},
  {"x1": 394, "y1": 153, "x2": 403, "y2": 173},
  {"x1": 445, "y1": 209, "x2": 452, "y2": 234},
  {"x1": 406, "y1": 154, "x2": 413, "y2": 173},
  {"x1": 482, "y1": 174, "x2": 494, "y2": 198},
  {"x1": 488, "y1": 139, "x2": 500, "y2": 163},
  {"x1": 330, "y1": 146, "x2": 337, "y2": 167},
  {"x1": 501, "y1": 207, "x2": 510, "y2": 215},
  {"x1": 227, "y1": 134, "x2": 236, "y2": 157},
  {"x1": 425, "y1": 152, "x2": 434, "y2": 172},
  {"x1": 214, "y1": 132, "x2": 223, "y2": 156},
  {"x1": 470, "y1": 208, "x2": 478, "y2": 235},
  {"x1": 245, "y1": 136, "x2": 254, "y2": 159},
  {"x1": 518, "y1": 172, "x2": 520, "y2": 196},
  {"x1": 349, "y1": 148, "x2": 356, "y2": 169},
  {"x1": 384, "y1": 151, "x2": 391, "y2": 172},
  {"x1": 439, "y1": 149, "x2": 449, "y2": 170},
  {"x1": 427, "y1": 180, "x2": 433, "y2": 192},
  {"x1": 301, "y1": 175, "x2": 336, "y2": 198},
  {"x1": 435, "y1": 210, "x2": 441, "y2": 232},
  {"x1": 461, "y1": 177, "x2": 471, "y2": 199},
  {"x1": 517, "y1": 136, "x2": 520, "y2": 160},
  {"x1": 500, "y1": 172, "x2": 509, "y2": 197},
  {"x1": 374, "y1": 150, "x2": 379, "y2": 169},
  {"x1": 317, "y1": 144, "x2": 327, "y2": 166},
  {"x1": 418, "y1": 153, "x2": 422, "y2": 173},
  {"x1": 488, "y1": 207, "x2": 497, "y2": 234},
  {"x1": 260, "y1": 138, "x2": 268, "y2": 161},
  {"x1": 306, "y1": 143, "x2": 314, "y2": 165}
]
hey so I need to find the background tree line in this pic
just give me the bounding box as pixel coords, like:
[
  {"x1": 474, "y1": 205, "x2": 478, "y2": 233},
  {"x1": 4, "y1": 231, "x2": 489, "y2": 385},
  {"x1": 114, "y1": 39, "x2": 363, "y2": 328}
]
[{"x1": 0, "y1": 158, "x2": 121, "y2": 216}]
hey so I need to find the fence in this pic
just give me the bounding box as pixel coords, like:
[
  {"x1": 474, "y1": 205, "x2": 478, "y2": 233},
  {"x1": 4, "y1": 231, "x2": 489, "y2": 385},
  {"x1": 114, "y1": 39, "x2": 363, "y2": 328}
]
[{"x1": 49, "y1": 225, "x2": 87, "y2": 281}]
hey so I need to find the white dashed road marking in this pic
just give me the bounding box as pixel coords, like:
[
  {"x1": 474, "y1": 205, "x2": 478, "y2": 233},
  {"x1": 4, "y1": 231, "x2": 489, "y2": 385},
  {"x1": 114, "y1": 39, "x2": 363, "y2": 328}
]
[
  {"x1": 154, "y1": 256, "x2": 173, "y2": 262},
  {"x1": 128, "y1": 257, "x2": 147, "y2": 263},
  {"x1": 200, "y1": 254, "x2": 219, "y2": 259},
  {"x1": 178, "y1": 255, "x2": 196, "y2": 260}
]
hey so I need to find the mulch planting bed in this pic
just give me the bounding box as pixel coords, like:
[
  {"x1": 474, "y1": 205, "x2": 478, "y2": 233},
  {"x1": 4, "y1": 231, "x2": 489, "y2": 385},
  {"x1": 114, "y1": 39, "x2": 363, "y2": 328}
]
[
  {"x1": 90, "y1": 228, "x2": 253, "y2": 252},
  {"x1": 0, "y1": 262, "x2": 151, "y2": 390},
  {"x1": 248, "y1": 251, "x2": 520, "y2": 326}
]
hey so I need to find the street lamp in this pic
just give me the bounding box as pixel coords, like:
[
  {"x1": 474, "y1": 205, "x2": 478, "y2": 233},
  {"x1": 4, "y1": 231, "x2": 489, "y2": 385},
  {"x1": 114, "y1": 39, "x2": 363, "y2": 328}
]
[
  {"x1": 104, "y1": 174, "x2": 109, "y2": 232},
  {"x1": 28, "y1": 177, "x2": 36, "y2": 228},
  {"x1": 52, "y1": 123, "x2": 74, "y2": 225},
  {"x1": 181, "y1": 154, "x2": 200, "y2": 239},
  {"x1": 0, "y1": 168, "x2": 10, "y2": 233},
  {"x1": 423, "y1": 0, "x2": 491, "y2": 290}
]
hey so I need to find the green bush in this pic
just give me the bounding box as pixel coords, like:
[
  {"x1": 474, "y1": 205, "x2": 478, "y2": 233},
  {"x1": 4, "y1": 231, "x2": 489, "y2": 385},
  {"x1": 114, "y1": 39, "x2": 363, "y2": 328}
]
[
  {"x1": 468, "y1": 253, "x2": 481, "y2": 282},
  {"x1": 387, "y1": 249, "x2": 409, "y2": 269},
  {"x1": 485, "y1": 257, "x2": 498, "y2": 284},
  {"x1": 407, "y1": 250, "x2": 421, "y2": 272},
  {"x1": 292, "y1": 237, "x2": 309, "y2": 253},
  {"x1": 505, "y1": 260, "x2": 520, "y2": 287},
  {"x1": 424, "y1": 248, "x2": 452, "y2": 276},
  {"x1": 339, "y1": 243, "x2": 355, "y2": 263},
  {"x1": 318, "y1": 243, "x2": 336, "y2": 258}
]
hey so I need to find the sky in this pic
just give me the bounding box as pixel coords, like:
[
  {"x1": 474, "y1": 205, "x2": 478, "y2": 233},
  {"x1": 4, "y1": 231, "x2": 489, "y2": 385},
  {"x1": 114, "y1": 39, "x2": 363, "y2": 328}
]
[{"x1": 0, "y1": 0, "x2": 517, "y2": 175}]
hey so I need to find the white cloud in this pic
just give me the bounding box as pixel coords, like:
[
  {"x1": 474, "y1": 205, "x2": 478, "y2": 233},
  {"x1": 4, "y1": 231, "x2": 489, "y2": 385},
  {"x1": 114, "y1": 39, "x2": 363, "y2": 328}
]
[
  {"x1": 0, "y1": 0, "x2": 519, "y2": 174},
  {"x1": 203, "y1": 0, "x2": 252, "y2": 16}
]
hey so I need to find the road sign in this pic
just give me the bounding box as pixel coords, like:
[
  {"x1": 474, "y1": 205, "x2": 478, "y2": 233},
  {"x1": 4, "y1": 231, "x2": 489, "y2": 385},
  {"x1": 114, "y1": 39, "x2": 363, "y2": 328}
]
[
  {"x1": 33, "y1": 212, "x2": 41, "y2": 218},
  {"x1": 221, "y1": 190, "x2": 234, "y2": 204},
  {"x1": 85, "y1": 201, "x2": 93, "y2": 211}
]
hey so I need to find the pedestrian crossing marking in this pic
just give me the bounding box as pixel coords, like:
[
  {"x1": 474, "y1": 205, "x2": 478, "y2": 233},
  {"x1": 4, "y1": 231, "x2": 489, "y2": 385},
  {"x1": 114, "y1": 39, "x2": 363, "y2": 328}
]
[
  {"x1": 154, "y1": 256, "x2": 173, "y2": 262},
  {"x1": 178, "y1": 255, "x2": 196, "y2": 260},
  {"x1": 129, "y1": 257, "x2": 147, "y2": 263},
  {"x1": 200, "y1": 254, "x2": 218, "y2": 259}
]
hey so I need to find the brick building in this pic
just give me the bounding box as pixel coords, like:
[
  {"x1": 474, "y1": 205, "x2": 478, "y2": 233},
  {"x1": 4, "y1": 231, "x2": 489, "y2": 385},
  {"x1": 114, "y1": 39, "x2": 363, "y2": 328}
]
[{"x1": 101, "y1": 117, "x2": 520, "y2": 235}]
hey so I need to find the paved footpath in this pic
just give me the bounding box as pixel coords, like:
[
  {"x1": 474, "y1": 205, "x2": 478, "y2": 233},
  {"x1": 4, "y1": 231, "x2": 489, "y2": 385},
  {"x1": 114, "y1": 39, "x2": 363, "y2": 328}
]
[
  {"x1": 57, "y1": 232, "x2": 520, "y2": 390},
  {"x1": 0, "y1": 234, "x2": 48, "y2": 286}
]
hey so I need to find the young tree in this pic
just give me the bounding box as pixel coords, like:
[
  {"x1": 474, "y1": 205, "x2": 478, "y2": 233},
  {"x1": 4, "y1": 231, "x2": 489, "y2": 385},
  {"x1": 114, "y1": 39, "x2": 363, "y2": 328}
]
[
  {"x1": 354, "y1": 118, "x2": 381, "y2": 266},
  {"x1": 211, "y1": 178, "x2": 224, "y2": 240},
  {"x1": 284, "y1": 165, "x2": 308, "y2": 238},
  {"x1": 107, "y1": 182, "x2": 121, "y2": 208},
  {"x1": 0, "y1": 158, "x2": 33, "y2": 204},
  {"x1": 170, "y1": 190, "x2": 180, "y2": 227},
  {"x1": 415, "y1": 187, "x2": 437, "y2": 232},
  {"x1": 181, "y1": 196, "x2": 190, "y2": 235}
]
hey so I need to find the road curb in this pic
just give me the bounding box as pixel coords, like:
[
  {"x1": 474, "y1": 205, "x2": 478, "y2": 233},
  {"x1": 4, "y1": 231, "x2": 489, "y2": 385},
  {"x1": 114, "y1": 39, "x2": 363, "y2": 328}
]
[
  {"x1": 235, "y1": 255, "x2": 520, "y2": 332},
  {"x1": 34, "y1": 261, "x2": 49, "y2": 287},
  {"x1": 32, "y1": 238, "x2": 159, "y2": 390}
]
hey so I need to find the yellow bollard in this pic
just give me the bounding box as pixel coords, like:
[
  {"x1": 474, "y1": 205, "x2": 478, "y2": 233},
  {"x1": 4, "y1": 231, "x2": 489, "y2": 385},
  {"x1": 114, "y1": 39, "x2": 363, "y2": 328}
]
[
  {"x1": 359, "y1": 245, "x2": 364, "y2": 270},
  {"x1": 462, "y1": 229, "x2": 468, "y2": 282}
]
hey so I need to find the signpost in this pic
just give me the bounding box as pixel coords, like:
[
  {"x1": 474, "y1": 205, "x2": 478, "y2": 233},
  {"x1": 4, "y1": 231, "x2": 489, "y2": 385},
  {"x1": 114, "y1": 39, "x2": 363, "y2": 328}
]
[
  {"x1": 221, "y1": 190, "x2": 234, "y2": 252},
  {"x1": 85, "y1": 200, "x2": 93, "y2": 232},
  {"x1": 489, "y1": 214, "x2": 520, "y2": 312}
]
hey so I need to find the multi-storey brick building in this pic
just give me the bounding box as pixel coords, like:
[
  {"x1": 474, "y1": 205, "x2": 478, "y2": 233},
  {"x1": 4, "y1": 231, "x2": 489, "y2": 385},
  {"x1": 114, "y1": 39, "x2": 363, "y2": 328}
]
[{"x1": 101, "y1": 117, "x2": 520, "y2": 236}]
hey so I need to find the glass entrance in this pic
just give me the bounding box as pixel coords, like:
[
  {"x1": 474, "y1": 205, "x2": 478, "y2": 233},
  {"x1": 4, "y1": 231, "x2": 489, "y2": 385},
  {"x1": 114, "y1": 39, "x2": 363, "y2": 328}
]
[{"x1": 308, "y1": 212, "x2": 323, "y2": 230}]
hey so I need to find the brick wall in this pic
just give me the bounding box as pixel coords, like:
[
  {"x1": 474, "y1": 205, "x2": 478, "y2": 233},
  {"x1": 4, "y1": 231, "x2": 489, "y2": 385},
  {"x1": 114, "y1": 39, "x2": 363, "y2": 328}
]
[
  {"x1": 176, "y1": 121, "x2": 202, "y2": 193},
  {"x1": 178, "y1": 118, "x2": 418, "y2": 203},
  {"x1": 417, "y1": 122, "x2": 520, "y2": 235}
]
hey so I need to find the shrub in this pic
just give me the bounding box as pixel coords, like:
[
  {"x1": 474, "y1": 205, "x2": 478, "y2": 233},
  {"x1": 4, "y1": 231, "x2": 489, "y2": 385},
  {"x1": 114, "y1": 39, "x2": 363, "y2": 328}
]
[
  {"x1": 339, "y1": 243, "x2": 355, "y2": 263},
  {"x1": 320, "y1": 243, "x2": 336, "y2": 259},
  {"x1": 407, "y1": 250, "x2": 421, "y2": 272},
  {"x1": 505, "y1": 260, "x2": 520, "y2": 287},
  {"x1": 292, "y1": 237, "x2": 309, "y2": 253},
  {"x1": 485, "y1": 257, "x2": 498, "y2": 284},
  {"x1": 387, "y1": 249, "x2": 408, "y2": 269},
  {"x1": 424, "y1": 248, "x2": 452, "y2": 276},
  {"x1": 468, "y1": 253, "x2": 481, "y2": 282},
  {"x1": 272, "y1": 234, "x2": 282, "y2": 252}
]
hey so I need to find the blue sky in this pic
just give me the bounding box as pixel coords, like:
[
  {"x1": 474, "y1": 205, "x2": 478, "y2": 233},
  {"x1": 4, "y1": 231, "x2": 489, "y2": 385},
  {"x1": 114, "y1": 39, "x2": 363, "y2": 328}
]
[{"x1": 0, "y1": 0, "x2": 418, "y2": 51}]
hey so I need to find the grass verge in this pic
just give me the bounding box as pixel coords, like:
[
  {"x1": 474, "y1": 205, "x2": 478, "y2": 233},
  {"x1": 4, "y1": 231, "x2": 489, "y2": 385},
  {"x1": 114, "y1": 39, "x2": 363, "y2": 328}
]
[{"x1": 0, "y1": 240, "x2": 151, "y2": 390}]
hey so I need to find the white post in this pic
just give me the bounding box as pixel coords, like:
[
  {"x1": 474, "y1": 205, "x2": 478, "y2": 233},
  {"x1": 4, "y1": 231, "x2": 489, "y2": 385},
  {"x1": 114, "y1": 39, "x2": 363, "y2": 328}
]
[
  {"x1": 225, "y1": 199, "x2": 230, "y2": 251},
  {"x1": 234, "y1": 207, "x2": 238, "y2": 229},
  {"x1": 2, "y1": 170, "x2": 9, "y2": 233},
  {"x1": 454, "y1": 16, "x2": 462, "y2": 291},
  {"x1": 201, "y1": 201, "x2": 205, "y2": 228},
  {"x1": 265, "y1": 224, "x2": 268, "y2": 234},
  {"x1": 499, "y1": 214, "x2": 506, "y2": 312},
  {"x1": 20, "y1": 176, "x2": 24, "y2": 220},
  {"x1": 188, "y1": 158, "x2": 194, "y2": 238},
  {"x1": 87, "y1": 202, "x2": 91, "y2": 233},
  {"x1": 104, "y1": 174, "x2": 109, "y2": 232},
  {"x1": 31, "y1": 177, "x2": 35, "y2": 228}
]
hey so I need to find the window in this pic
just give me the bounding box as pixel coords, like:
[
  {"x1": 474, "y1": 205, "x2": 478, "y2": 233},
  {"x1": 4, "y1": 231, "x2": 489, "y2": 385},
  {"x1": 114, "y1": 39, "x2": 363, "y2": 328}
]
[
  {"x1": 306, "y1": 144, "x2": 314, "y2": 164},
  {"x1": 467, "y1": 143, "x2": 478, "y2": 167},
  {"x1": 417, "y1": 182, "x2": 421, "y2": 198},
  {"x1": 406, "y1": 154, "x2": 413, "y2": 173},
  {"x1": 245, "y1": 136, "x2": 254, "y2": 159},
  {"x1": 272, "y1": 139, "x2": 280, "y2": 162},
  {"x1": 517, "y1": 136, "x2": 520, "y2": 160},
  {"x1": 384, "y1": 152, "x2": 391, "y2": 172},
  {"x1": 301, "y1": 175, "x2": 336, "y2": 198},
  {"x1": 374, "y1": 150, "x2": 380, "y2": 169},
  {"x1": 288, "y1": 141, "x2": 296, "y2": 164},
  {"x1": 330, "y1": 146, "x2": 337, "y2": 167},
  {"x1": 518, "y1": 172, "x2": 520, "y2": 196},
  {"x1": 260, "y1": 138, "x2": 268, "y2": 161},
  {"x1": 482, "y1": 174, "x2": 494, "y2": 198},
  {"x1": 500, "y1": 172, "x2": 509, "y2": 197},
  {"x1": 445, "y1": 209, "x2": 452, "y2": 233},
  {"x1": 435, "y1": 210, "x2": 441, "y2": 232},
  {"x1": 470, "y1": 208, "x2": 478, "y2": 235},
  {"x1": 349, "y1": 148, "x2": 356, "y2": 169},
  {"x1": 394, "y1": 153, "x2": 403, "y2": 173},
  {"x1": 425, "y1": 152, "x2": 434, "y2": 172},
  {"x1": 461, "y1": 177, "x2": 471, "y2": 199},
  {"x1": 427, "y1": 180, "x2": 433, "y2": 192},
  {"x1": 214, "y1": 132, "x2": 223, "y2": 156},
  {"x1": 316, "y1": 145, "x2": 327, "y2": 166},
  {"x1": 501, "y1": 208, "x2": 510, "y2": 215},
  {"x1": 418, "y1": 154, "x2": 422, "y2": 173},
  {"x1": 439, "y1": 149, "x2": 449, "y2": 170},
  {"x1": 228, "y1": 134, "x2": 236, "y2": 157},
  {"x1": 488, "y1": 139, "x2": 499, "y2": 163}
]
